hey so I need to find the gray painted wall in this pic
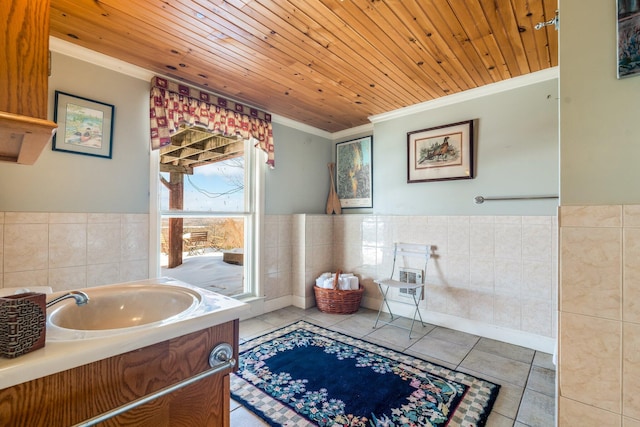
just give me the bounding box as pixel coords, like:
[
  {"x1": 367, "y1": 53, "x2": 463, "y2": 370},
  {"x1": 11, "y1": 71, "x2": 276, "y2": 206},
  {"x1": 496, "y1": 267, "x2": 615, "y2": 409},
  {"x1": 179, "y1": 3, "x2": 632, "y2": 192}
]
[
  {"x1": 356, "y1": 78, "x2": 559, "y2": 216},
  {"x1": 0, "y1": 52, "x2": 560, "y2": 218},
  {"x1": 560, "y1": 0, "x2": 640, "y2": 204},
  {"x1": 265, "y1": 123, "x2": 332, "y2": 214},
  {"x1": 0, "y1": 52, "x2": 151, "y2": 213}
]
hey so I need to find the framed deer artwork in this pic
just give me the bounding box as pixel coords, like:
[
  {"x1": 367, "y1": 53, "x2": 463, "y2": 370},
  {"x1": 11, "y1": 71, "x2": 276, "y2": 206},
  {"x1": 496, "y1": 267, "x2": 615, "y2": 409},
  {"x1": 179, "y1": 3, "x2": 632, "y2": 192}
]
[{"x1": 407, "y1": 120, "x2": 474, "y2": 183}]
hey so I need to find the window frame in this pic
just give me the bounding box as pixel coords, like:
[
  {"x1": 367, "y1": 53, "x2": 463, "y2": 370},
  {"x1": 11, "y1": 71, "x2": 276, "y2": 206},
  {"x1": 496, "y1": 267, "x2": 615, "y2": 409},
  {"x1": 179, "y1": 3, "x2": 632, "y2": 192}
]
[{"x1": 149, "y1": 138, "x2": 264, "y2": 300}]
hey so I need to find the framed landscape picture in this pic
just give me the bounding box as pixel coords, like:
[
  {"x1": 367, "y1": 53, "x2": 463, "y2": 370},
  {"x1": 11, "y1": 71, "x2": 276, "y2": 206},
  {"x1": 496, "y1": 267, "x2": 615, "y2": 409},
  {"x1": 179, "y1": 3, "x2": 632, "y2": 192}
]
[
  {"x1": 336, "y1": 136, "x2": 373, "y2": 208},
  {"x1": 407, "y1": 120, "x2": 474, "y2": 183},
  {"x1": 53, "y1": 91, "x2": 114, "y2": 159}
]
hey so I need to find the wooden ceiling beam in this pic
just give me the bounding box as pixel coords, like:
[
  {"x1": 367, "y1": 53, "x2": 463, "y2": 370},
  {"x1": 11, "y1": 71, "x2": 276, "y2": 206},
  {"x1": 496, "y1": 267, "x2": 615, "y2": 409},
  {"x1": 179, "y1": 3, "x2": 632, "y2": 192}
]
[{"x1": 159, "y1": 163, "x2": 194, "y2": 174}]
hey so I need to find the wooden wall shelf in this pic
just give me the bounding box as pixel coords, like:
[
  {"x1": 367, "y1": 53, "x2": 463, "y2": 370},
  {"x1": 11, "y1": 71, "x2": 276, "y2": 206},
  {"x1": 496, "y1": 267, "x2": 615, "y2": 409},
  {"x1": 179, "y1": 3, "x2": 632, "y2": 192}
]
[{"x1": 0, "y1": 112, "x2": 57, "y2": 165}]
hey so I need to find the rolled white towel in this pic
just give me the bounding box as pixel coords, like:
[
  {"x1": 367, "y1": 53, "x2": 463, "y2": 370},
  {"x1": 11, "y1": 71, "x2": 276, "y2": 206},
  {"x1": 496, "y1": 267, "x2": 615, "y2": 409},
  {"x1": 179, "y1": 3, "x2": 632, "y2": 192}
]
[
  {"x1": 347, "y1": 276, "x2": 359, "y2": 290},
  {"x1": 316, "y1": 272, "x2": 332, "y2": 287}
]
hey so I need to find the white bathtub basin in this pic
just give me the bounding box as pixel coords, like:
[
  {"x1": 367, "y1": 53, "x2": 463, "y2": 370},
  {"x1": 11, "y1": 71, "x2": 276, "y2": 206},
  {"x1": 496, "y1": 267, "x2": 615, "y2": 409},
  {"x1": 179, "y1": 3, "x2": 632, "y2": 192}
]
[
  {"x1": 1, "y1": 278, "x2": 249, "y2": 390},
  {"x1": 48, "y1": 283, "x2": 201, "y2": 331}
]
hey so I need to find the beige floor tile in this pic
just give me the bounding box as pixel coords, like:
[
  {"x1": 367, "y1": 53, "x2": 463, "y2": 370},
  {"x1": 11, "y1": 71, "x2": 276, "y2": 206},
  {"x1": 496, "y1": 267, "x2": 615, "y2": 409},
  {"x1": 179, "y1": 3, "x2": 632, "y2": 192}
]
[
  {"x1": 230, "y1": 405, "x2": 270, "y2": 426},
  {"x1": 459, "y1": 349, "x2": 531, "y2": 387},
  {"x1": 526, "y1": 365, "x2": 556, "y2": 397},
  {"x1": 474, "y1": 337, "x2": 535, "y2": 364},
  {"x1": 486, "y1": 411, "x2": 516, "y2": 427},
  {"x1": 238, "y1": 317, "x2": 279, "y2": 341},
  {"x1": 427, "y1": 325, "x2": 480, "y2": 348},
  {"x1": 257, "y1": 307, "x2": 304, "y2": 327},
  {"x1": 408, "y1": 335, "x2": 475, "y2": 366},
  {"x1": 516, "y1": 389, "x2": 556, "y2": 427},
  {"x1": 532, "y1": 351, "x2": 556, "y2": 371}
]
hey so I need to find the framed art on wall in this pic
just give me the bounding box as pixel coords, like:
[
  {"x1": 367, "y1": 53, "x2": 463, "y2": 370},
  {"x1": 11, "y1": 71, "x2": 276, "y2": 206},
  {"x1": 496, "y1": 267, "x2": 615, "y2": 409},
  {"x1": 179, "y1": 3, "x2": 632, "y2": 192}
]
[
  {"x1": 407, "y1": 120, "x2": 474, "y2": 183},
  {"x1": 336, "y1": 136, "x2": 373, "y2": 208},
  {"x1": 53, "y1": 91, "x2": 114, "y2": 159},
  {"x1": 617, "y1": 0, "x2": 640, "y2": 78}
]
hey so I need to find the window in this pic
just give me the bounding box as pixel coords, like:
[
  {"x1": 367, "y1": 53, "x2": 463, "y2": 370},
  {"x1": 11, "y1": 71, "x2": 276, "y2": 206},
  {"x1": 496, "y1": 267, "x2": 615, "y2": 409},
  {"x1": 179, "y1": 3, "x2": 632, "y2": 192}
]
[{"x1": 154, "y1": 134, "x2": 260, "y2": 298}]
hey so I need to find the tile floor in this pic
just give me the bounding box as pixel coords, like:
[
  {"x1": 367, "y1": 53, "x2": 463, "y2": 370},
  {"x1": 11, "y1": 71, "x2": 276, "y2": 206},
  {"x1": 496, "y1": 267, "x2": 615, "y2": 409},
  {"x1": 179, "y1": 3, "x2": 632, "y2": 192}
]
[{"x1": 230, "y1": 306, "x2": 556, "y2": 427}]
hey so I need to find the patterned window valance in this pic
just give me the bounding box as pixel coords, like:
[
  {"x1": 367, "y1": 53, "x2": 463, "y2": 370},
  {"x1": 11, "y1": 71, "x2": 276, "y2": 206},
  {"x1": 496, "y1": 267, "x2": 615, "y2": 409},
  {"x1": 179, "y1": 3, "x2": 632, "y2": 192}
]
[{"x1": 149, "y1": 76, "x2": 275, "y2": 168}]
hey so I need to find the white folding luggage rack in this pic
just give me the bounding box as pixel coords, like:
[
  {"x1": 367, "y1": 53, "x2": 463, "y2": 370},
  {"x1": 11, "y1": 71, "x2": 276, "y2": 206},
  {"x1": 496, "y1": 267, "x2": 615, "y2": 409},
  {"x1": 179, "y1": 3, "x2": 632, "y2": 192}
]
[{"x1": 373, "y1": 243, "x2": 432, "y2": 338}]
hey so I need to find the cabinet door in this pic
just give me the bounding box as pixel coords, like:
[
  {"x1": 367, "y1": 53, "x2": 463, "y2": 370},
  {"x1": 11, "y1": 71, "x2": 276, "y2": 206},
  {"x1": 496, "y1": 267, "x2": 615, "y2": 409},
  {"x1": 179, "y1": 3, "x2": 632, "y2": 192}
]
[{"x1": 0, "y1": 320, "x2": 238, "y2": 426}]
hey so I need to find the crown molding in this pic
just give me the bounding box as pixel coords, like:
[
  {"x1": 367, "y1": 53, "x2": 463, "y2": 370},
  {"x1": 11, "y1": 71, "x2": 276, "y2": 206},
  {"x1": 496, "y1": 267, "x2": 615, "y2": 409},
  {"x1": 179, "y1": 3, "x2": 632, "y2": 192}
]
[
  {"x1": 368, "y1": 67, "x2": 559, "y2": 124},
  {"x1": 331, "y1": 123, "x2": 374, "y2": 141},
  {"x1": 50, "y1": 36, "x2": 333, "y2": 138},
  {"x1": 48, "y1": 37, "x2": 557, "y2": 140},
  {"x1": 49, "y1": 36, "x2": 154, "y2": 81},
  {"x1": 270, "y1": 114, "x2": 332, "y2": 139}
]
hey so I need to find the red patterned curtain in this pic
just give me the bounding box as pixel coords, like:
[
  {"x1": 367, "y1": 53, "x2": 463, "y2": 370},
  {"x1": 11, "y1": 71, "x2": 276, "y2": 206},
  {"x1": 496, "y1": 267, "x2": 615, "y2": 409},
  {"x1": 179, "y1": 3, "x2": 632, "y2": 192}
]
[{"x1": 149, "y1": 76, "x2": 275, "y2": 168}]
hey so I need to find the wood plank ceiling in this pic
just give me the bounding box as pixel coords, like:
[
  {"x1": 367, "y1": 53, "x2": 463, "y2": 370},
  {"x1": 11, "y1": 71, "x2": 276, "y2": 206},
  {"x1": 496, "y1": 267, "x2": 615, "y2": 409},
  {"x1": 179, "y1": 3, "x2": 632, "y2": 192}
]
[{"x1": 49, "y1": 0, "x2": 558, "y2": 134}]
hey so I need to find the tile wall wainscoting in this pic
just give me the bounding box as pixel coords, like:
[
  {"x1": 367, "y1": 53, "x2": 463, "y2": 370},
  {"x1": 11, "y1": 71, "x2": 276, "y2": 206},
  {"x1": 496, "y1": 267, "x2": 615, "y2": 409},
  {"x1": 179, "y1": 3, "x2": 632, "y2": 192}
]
[
  {"x1": 269, "y1": 214, "x2": 558, "y2": 353},
  {"x1": 0, "y1": 212, "x2": 149, "y2": 291},
  {"x1": 558, "y1": 205, "x2": 640, "y2": 426},
  {"x1": 7, "y1": 207, "x2": 640, "y2": 424},
  {"x1": 0, "y1": 211, "x2": 556, "y2": 352}
]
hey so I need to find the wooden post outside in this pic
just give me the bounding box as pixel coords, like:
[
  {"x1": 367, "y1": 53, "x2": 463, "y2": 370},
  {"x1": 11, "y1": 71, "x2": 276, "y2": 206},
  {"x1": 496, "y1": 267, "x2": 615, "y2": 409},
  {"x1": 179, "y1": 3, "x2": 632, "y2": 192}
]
[{"x1": 167, "y1": 172, "x2": 184, "y2": 268}]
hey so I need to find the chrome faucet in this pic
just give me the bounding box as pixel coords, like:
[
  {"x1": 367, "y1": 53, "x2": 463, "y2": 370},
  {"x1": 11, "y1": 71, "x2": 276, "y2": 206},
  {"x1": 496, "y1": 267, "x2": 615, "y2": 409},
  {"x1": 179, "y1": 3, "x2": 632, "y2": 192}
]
[{"x1": 46, "y1": 290, "x2": 90, "y2": 309}]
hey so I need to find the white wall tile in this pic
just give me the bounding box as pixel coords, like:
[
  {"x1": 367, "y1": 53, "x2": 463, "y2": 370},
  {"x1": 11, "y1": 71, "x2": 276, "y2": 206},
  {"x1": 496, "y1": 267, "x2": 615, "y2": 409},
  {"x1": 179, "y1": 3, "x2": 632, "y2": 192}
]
[
  {"x1": 445, "y1": 254, "x2": 470, "y2": 288},
  {"x1": 3, "y1": 269, "x2": 48, "y2": 288},
  {"x1": 521, "y1": 297, "x2": 552, "y2": 336},
  {"x1": 494, "y1": 258, "x2": 522, "y2": 295},
  {"x1": 469, "y1": 257, "x2": 494, "y2": 291},
  {"x1": 522, "y1": 223, "x2": 552, "y2": 261},
  {"x1": 522, "y1": 260, "x2": 552, "y2": 299},
  {"x1": 263, "y1": 216, "x2": 278, "y2": 248},
  {"x1": 48, "y1": 266, "x2": 87, "y2": 292},
  {"x1": 495, "y1": 223, "x2": 523, "y2": 260},
  {"x1": 494, "y1": 294, "x2": 521, "y2": 329},
  {"x1": 87, "y1": 262, "x2": 120, "y2": 286},
  {"x1": 49, "y1": 213, "x2": 87, "y2": 224},
  {"x1": 87, "y1": 223, "x2": 121, "y2": 265},
  {"x1": 0, "y1": 212, "x2": 149, "y2": 291},
  {"x1": 121, "y1": 220, "x2": 149, "y2": 261},
  {"x1": 4, "y1": 224, "x2": 48, "y2": 272},
  {"x1": 119, "y1": 260, "x2": 148, "y2": 282},
  {"x1": 5, "y1": 212, "x2": 48, "y2": 224},
  {"x1": 470, "y1": 222, "x2": 495, "y2": 258},
  {"x1": 49, "y1": 223, "x2": 87, "y2": 268},
  {"x1": 447, "y1": 216, "x2": 470, "y2": 255}
]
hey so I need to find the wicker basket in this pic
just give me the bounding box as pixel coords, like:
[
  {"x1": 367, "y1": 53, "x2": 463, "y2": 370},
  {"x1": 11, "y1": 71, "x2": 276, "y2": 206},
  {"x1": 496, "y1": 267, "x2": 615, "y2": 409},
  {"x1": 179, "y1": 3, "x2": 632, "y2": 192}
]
[{"x1": 314, "y1": 270, "x2": 364, "y2": 314}]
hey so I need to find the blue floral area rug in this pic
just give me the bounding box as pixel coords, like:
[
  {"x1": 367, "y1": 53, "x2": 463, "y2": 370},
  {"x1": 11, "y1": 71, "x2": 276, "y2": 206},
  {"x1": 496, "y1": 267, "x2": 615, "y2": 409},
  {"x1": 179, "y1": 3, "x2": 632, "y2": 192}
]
[{"x1": 231, "y1": 321, "x2": 500, "y2": 427}]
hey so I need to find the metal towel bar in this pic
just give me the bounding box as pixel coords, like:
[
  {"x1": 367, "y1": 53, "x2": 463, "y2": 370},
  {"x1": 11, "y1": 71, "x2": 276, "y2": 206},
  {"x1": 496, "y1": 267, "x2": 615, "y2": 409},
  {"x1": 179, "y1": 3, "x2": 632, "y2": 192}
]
[
  {"x1": 474, "y1": 195, "x2": 559, "y2": 204},
  {"x1": 73, "y1": 343, "x2": 235, "y2": 427}
]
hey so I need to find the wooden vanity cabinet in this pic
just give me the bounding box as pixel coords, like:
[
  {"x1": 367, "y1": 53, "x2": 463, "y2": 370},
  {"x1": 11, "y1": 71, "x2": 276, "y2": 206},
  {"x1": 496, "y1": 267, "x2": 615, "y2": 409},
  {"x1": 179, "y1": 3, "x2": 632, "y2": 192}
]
[{"x1": 0, "y1": 320, "x2": 239, "y2": 426}]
